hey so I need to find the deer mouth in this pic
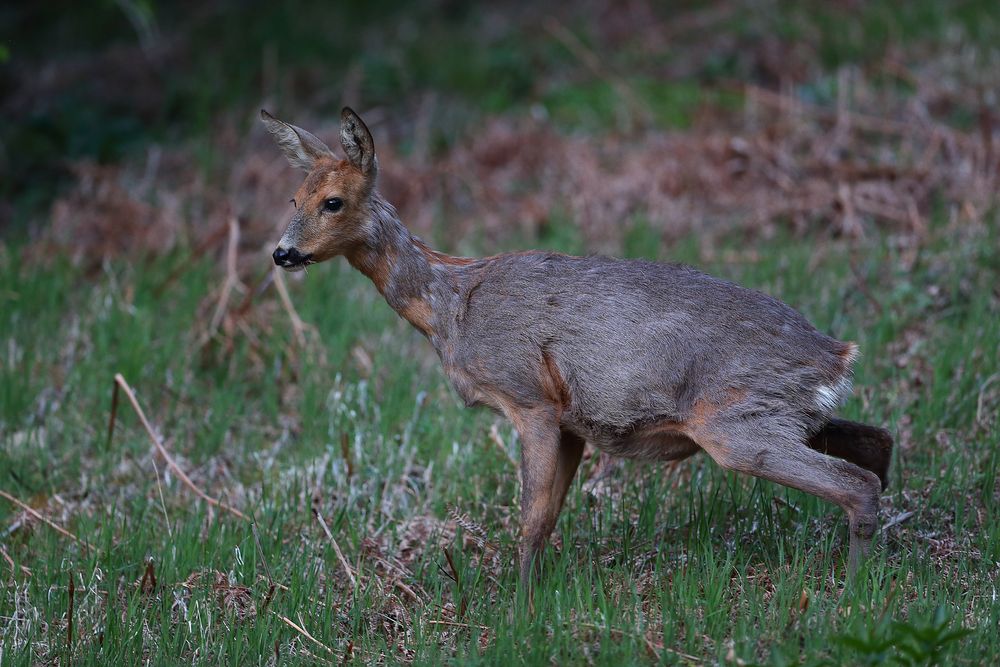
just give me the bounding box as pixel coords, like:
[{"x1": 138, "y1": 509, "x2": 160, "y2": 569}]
[{"x1": 281, "y1": 257, "x2": 315, "y2": 272}]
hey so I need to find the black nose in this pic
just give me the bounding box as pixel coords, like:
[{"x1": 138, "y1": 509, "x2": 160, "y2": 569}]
[{"x1": 273, "y1": 246, "x2": 311, "y2": 267}]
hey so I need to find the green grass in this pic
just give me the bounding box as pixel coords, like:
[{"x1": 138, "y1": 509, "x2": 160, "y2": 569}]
[{"x1": 1, "y1": 216, "x2": 997, "y2": 665}]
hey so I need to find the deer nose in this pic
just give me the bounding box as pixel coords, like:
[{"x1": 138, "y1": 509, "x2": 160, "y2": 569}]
[{"x1": 273, "y1": 246, "x2": 311, "y2": 267}]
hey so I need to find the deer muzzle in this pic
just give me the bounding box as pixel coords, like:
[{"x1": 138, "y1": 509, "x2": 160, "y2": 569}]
[{"x1": 272, "y1": 246, "x2": 312, "y2": 269}]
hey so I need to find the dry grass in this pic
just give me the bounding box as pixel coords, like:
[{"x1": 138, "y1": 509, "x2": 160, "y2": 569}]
[{"x1": 34, "y1": 69, "x2": 998, "y2": 272}]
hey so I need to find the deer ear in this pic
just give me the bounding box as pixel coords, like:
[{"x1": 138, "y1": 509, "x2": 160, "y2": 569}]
[
  {"x1": 340, "y1": 107, "x2": 377, "y2": 177},
  {"x1": 260, "y1": 109, "x2": 334, "y2": 171}
]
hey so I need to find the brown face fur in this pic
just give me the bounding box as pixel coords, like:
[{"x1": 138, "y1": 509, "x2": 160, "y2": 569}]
[
  {"x1": 280, "y1": 157, "x2": 374, "y2": 262},
  {"x1": 263, "y1": 107, "x2": 378, "y2": 267}
]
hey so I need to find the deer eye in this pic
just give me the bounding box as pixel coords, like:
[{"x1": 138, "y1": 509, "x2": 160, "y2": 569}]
[{"x1": 324, "y1": 197, "x2": 343, "y2": 212}]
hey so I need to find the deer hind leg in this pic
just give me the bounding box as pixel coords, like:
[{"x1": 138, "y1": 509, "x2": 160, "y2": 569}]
[
  {"x1": 807, "y1": 418, "x2": 894, "y2": 490},
  {"x1": 694, "y1": 421, "x2": 882, "y2": 576}
]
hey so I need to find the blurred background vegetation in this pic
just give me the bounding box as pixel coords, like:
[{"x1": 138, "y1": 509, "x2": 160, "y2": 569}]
[{"x1": 4, "y1": 0, "x2": 999, "y2": 244}]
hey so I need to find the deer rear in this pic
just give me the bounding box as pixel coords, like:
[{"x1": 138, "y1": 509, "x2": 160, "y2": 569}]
[{"x1": 261, "y1": 107, "x2": 893, "y2": 588}]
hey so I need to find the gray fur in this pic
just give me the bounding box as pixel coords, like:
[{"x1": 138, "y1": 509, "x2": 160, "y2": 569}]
[
  {"x1": 354, "y1": 200, "x2": 850, "y2": 450},
  {"x1": 448, "y1": 254, "x2": 846, "y2": 441},
  {"x1": 260, "y1": 109, "x2": 334, "y2": 171},
  {"x1": 264, "y1": 110, "x2": 893, "y2": 586}
]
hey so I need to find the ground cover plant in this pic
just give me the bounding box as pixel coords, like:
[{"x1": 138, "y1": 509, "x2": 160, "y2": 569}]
[{"x1": 1, "y1": 1, "x2": 998, "y2": 664}]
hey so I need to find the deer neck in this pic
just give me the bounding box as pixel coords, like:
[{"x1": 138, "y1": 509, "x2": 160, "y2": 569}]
[{"x1": 345, "y1": 194, "x2": 459, "y2": 339}]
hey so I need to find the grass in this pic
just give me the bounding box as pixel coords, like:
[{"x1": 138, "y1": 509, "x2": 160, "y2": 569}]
[{"x1": 1, "y1": 215, "x2": 997, "y2": 664}]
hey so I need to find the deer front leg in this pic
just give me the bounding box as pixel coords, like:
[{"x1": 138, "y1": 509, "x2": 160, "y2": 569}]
[
  {"x1": 514, "y1": 410, "x2": 562, "y2": 589},
  {"x1": 549, "y1": 430, "x2": 585, "y2": 523}
]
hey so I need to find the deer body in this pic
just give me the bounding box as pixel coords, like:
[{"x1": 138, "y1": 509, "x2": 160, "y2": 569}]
[{"x1": 262, "y1": 108, "x2": 893, "y2": 587}]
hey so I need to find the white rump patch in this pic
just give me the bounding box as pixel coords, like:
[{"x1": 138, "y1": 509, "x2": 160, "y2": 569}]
[
  {"x1": 815, "y1": 342, "x2": 860, "y2": 412},
  {"x1": 815, "y1": 375, "x2": 854, "y2": 412},
  {"x1": 842, "y1": 342, "x2": 860, "y2": 366}
]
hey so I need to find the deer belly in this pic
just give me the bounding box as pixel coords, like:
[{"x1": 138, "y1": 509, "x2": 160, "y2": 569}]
[{"x1": 597, "y1": 424, "x2": 702, "y2": 461}]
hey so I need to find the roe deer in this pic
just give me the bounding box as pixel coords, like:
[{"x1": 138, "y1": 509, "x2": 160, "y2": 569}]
[{"x1": 261, "y1": 107, "x2": 893, "y2": 586}]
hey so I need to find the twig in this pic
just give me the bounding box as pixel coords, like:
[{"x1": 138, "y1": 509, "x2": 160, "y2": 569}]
[
  {"x1": 314, "y1": 509, "x2": 357, "y2": 589},
  {"x1": 487, "y1": 423, "x2": 517, "y2": 469},
  {"x1": 437, "y1": 549, "x2": 457, "y2": 584},
  {"x1": 393, "y1": 578, "x2": 421, "y2": 603},
  {"x1": 274, "y1": 612, "x2": 338, "y2": 658},
  {"x1": 442, "y1": 546, "x2": 466, "y2": 618},
  {"x1": 204, "y1": 216, "x2": 245, "y2": 342},
  {"x1": 836, "y1": 181, "x2": 864, "y2": 238},
  {"x1": 232, "y1": 267, "x2": 274, "y2": 318},
  {"x1": 882, "y1": 510, "x2": 916, "y2": 533},
  {"x1": 577, "y1": 622, "x2": 702, "y2": 663},
  {"x1": 110, "y1": 374, "x2": 248, "y2": 520},
  {"x1": 360, "y1": 548, "x2": 424, "y2": 602},
  {"x1": 272, "y1": 266, "x2": 309, "y2": 348},
  {"x1": 0, "y1": 543, "x2": 31, "y2": 577},
  {"x1": 0, "y1": 490, "x2": 95, "y2": 551},
  {"x1": 257, "y1": 574, "x2": 289, "y2": 593},
  {"x1": 427, "y1": 619, "x2": 490, "y2": 631},
  {"x1": 743, "y1": 83, "x2": 977, "y2": 148}
]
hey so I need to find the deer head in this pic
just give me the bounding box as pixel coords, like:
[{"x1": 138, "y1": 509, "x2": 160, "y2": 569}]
[{"x1": 261, "y1": 107, "x2": 378, "y2": 270}]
